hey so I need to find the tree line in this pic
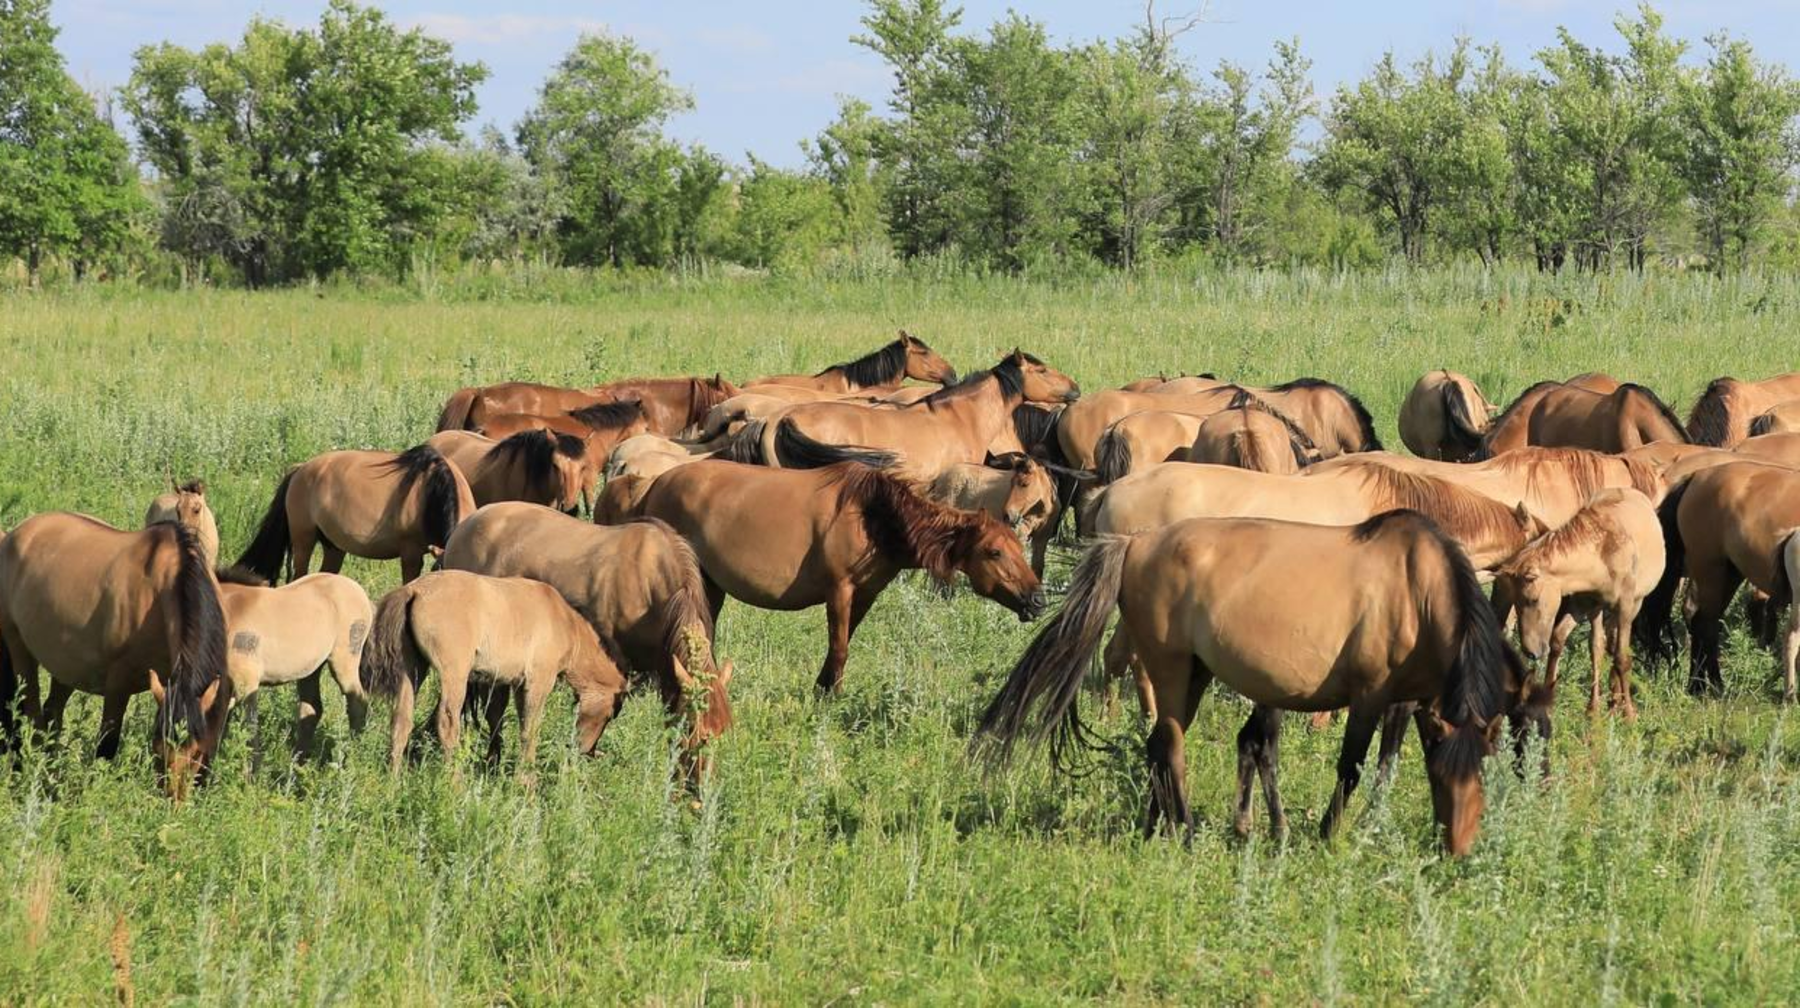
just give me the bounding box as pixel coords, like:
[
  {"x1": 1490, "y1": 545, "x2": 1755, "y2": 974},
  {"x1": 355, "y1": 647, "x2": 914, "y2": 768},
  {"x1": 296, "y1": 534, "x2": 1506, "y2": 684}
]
[{"x1": 3, "y1": 0, "x2": 1798, "y2": 286}]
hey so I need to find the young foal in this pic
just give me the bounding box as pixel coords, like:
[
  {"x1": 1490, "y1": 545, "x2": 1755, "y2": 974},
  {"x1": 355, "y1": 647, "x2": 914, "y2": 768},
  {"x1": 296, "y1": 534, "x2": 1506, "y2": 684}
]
[
  {"x1": 925, "y1": 453, "x2": 1059, "y2": 540},
  {"x1": 145, "y1": 479, "x2": 220, "y2": 568}
]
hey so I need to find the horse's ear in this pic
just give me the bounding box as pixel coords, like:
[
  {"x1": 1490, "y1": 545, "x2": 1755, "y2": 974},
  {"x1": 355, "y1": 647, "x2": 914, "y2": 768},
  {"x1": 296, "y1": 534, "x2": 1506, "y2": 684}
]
[
  {"x1": 199, "y1": 678, "x2": 223, "y2": 712},
  {"x1": 146, "y1": 669, "x2": 166, "y2": 706},
  {"x1": 1482, "y1": 715, "x2": 1506, "y2": 748},
  {"x1": 1010, "y1": 347, "x2": 1026, "y2": 362},
  {"x1": 1512, "y1": 501, "x2": 1533, "y2": 530}
]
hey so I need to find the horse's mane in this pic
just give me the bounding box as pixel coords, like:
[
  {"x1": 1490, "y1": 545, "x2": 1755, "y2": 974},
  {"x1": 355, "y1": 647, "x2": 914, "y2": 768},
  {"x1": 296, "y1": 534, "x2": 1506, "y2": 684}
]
[
  {"x1": 381, "y1": 444, "x2": 465, "y2": 548},
  {"x1": 922, "y1": 353, "x2": 1031, "y2": 406},
  {"x1": 1011, "y1": 403, "x2": 1062, "y2": 456},
  {"x1": 1618, "y1": 383, "x2": 1690, "y2": 443},
  {"x1": 567, "y1": 399, "x2": 647, "y2": 431},
  {"x1": 822, "y1": 336, "x2": 912, "y2": 388},
  {"x1": 1225, "y1": 388, "x2": 1322, "y2": 464},
  {"x1": 489, "y1": 429, "x2": 583, "y2": 491},
  {"x1": 1685, "y1": 377, "x2": 1738, "y2": 446},
  {"x1": 1498, "y1": 497, "x2": 1626, "y2": 576},
  {"x1": 1342, "y1": 463, "x2": 1523, "y2": 547},
  {"x1": 214, "y1": 565, "x2": 269, "y2": 587},
  {"x1": 825, "y1": 463, "x2": 1002, "y2": 581},
  {"x1": 1270, "y1": 377, "x2": 1382, "y2": 452},
  {"x1": 684, "y1": 377, "x2": 737, "y2": 429},
  {"x1": 1749, "y1": 412, "x2": 1778, "y2": 438}
]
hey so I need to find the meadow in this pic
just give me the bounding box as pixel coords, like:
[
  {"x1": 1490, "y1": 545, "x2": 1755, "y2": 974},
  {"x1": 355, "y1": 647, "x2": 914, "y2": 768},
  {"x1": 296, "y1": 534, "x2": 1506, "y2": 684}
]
[{"x1": 1, "y1": 266, "x2": 1798, "y2": 1003}]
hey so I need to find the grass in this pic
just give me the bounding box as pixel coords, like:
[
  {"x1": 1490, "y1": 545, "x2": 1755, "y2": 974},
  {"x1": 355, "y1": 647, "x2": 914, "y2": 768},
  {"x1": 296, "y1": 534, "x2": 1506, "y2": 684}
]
[{"x1": 1, "y1": 266, "x2": 1799, "y2": 1003}]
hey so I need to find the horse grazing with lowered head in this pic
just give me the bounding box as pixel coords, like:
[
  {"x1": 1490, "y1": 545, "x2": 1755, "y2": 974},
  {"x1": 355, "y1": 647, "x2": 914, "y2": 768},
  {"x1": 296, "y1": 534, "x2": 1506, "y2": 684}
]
[
  {"x1": 427, "y1": 429, "x2": 594, "y2": 514},
  {"x1": 439, "y1": 375, "x2": 739, "y2": 439},
  {"x1": 475, "y1": 399, "x2": 653, "y2": 465},
  {"x1": 1481, "y1": 381, "x2": 1686, "y2": 457},
  {"x1": 1400, "y1": 370, "x2": 1494, "y2": 462},
  {"x1": 1189, "y1": 395, "x2": 1321, "y2": 473},
  {"x1": 1686, "y1": 374, "x2": 1800, "y2": 447}
]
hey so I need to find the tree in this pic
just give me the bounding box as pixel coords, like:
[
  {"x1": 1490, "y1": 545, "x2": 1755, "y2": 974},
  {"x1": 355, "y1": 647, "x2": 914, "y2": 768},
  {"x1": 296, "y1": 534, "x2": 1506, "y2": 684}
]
[
  {"x1": 1076, "y1": 38, "x2": 1182, "y2": 267},
  {"x1": 0, "y1": 0, "x2": 145, "y2": 282},
  {"x1": 1191, "y1": 41, "x2": 1312, "y2": 261},
  {"x1": 854, "y1": 0, "x2": 964, "y2": 259},
  {"x1": 803, "y1": 98, "x2": 892, "y2": 250},
  {"x1": 1678, "y1": 33, "x2": 1800, "y2": 269}
]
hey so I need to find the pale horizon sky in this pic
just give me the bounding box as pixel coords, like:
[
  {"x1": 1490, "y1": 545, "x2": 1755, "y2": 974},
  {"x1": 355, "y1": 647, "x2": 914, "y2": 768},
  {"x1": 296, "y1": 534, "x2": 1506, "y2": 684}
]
[{"x1": 51, "y1": 0, "x2": 1800, "y2": 168}]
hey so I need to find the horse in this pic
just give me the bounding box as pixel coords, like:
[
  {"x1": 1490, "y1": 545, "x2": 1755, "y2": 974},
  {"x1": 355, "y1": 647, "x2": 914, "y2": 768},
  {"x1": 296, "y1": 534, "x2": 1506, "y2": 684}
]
[
  {"x1": 1399, "y1": 370, "x2": 1494, "y2": 462},
  {"x1": 1491, "y1": 489, "x2": 1665, "y2": 718},
  {"x1": 362, "y1": 570, "x2": 636, "y2": 772},
  {"x1": 976, "y1": 510, "x2": 1544, "y2": 856},
  {"x1": 238, "y1": 444, "x2": 475, "y2": 585},
  {"x1": 745, "y1": 331, "x2": 957, "y2": 393},
  {"x1": 145, "y1": 479, "x2": 219, "y2": 568},
  {"x1": 1309, "y1": 447, "x2": 1663, "y2": 526},
  {"x1": 730, "y1": 351, "x2": 1080, "y2": 480},
  {"x1": 1189, "y1": 398, "x2": 1320, "y2": 474},
  {"x1": 1640, "y1": 461, "x2": 1800, "y2": 699},
  {"x1": 213, "y1": 567, "x2": 374, "y2": 757},
  {"x1": 0, "y1": 515, "x2": 231, "y2": 797},
  {"x1": 594, "y1": 473, "x2": 653, "y2": 525},
  {"x1": 475, "y1": 399, "x2": 653, "y2": 465},
  {"x1": 1011, "y1": 403, "x2": 1081, "y2": 576},
  {"x1": 1147, "y1": 375, "x2": 1229, "y2": 395},
  {"x1": 426, "y1": 429, "x2": 592, "y2": 514},
  {"x1": 438, "y1": 375, "x2": 739, "y2": 438},
  {"x1": 1686, "y1": 374, "x2": 1800, "y2": 447},
  {"x1": 925, "y1": 453, "x2": 1061, "y2": 541},
  {"x1": 1093, "y1": 411, "x2": 1205, "y2": 485},
  {"x1": 1749, "y1": 400, "x2": 1800, "y2": 438},
  {"x1": 615, "y1": 461, "x2": 1043, "y2": 693},
  {"x1": 1058, "y1": 387, "x2": 1251, "y2": 473},
  {"x1": 1481, "y1": 381, "x2": 1686, "y2": 456},
  {"x1": 439, "y1": 504, "x2": 733, "y2": 780}
]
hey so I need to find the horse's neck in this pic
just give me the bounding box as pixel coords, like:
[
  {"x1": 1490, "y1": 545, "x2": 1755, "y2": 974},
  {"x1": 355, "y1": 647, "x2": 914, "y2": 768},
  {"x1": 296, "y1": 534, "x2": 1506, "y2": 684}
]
[{"x1": 929, "y1": 379, "x2": 1012, "y2": 447}]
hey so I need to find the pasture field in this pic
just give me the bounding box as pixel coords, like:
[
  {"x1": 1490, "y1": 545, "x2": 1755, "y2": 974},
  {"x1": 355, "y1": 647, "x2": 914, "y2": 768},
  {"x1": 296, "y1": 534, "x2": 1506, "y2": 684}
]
[{"x1": 2, "y1": 268, "x2": 1799, "y2": 1004}]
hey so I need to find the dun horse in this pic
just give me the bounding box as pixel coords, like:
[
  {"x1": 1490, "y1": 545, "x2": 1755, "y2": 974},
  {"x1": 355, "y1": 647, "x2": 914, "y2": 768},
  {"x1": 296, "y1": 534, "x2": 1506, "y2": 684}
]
[
  {"x1": 427, "y1": 429, "x2": 593, "y2": 513},
  {"x1": 1093, "y1": 411, "x2": 1206, "y2": 484},
  {"x1": 616, "y1": 461, "x2": 1043, "y2": 692},
  {"x1": 363, "y1": 570, "x2": 636, "y2": 771},
  {"x1": 145, "y1": 480, "x2": 220, "y2": 568},
  {"x1": 439, "y1": 375, "x2": 739, "y2": 438},
  {"x1": 1481, "y1": 381, "x2": 1687, "y2": 456},
  {"x1": 1686, "y1": 374, "x2": 1800, "y2": 447},
  {"x1": 475, "y1": 399, "x2": 652, "y2": 464},
  {"x1": 1399, "y1": 370, "x2": 1494, "y2": 462},
  {"x1": 238, "y1": 444, "x2": 475, "y2": 584},
  {"x1": 746, "y1": 332, "x2": 956, "y2": 393},
  {"x1": 1749, "y1": 400, "x2": 1800, "y2": 438},
  {"x1": 1189, "y1": 397, "x2": 1320, "y2": 473},
  {"x1": 977, "y1": 511, "x2": 1543, "y2": 856},
  {"x1": 925, "y1": 453, "x2": 1060, "y2": 540}
]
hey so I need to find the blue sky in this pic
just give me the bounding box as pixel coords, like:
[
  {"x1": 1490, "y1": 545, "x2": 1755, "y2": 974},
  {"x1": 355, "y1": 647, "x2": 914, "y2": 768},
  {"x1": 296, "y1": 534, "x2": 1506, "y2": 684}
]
[{"x1": 53, "y1": 1, "x2": 1800, "y2": 168}]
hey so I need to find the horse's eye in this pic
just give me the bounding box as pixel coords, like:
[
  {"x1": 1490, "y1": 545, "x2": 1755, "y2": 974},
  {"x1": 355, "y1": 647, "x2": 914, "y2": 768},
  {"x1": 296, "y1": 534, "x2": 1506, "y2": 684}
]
[{"x1": 985, "y1": 547, "x2": 1003, "y2": 559}]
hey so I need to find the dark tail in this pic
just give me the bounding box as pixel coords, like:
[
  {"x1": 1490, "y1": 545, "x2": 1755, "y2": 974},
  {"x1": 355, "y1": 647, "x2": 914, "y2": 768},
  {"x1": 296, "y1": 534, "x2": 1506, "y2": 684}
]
[
  {"x1": 1636, "y1": 478, "x2": 1690, "y2": 667},
  {"x1": 976, "y1": 534, "x2": 1131, "y2": 771},
  {"x1": 361, "y1": 587, "x2": 425, "y2": 698},
  {"x1": 1094, "y1": 423, "x2": 1133, "y2": 485},
  {"x1": 436, "y1": 388, "x2": 480, "y2": 432},
  {"x1": 1749, "y1": 413, "x2": 1777, "y2": 438},
  {"x1": 386, "y1": 445, "x2": 467, "y2": 548},
  {"x1": 1685, "y1": 378, "x2": 1735, "y2": 446},
  {"x1": 237, "y1": 470, "x2": 295, "y2": 583},
  {"x1": 717, "y1": 420, "x2": 768, "y2": 465},
  {"x1": 1442, "y1": 382, "x2": 1486, "y2": 458},
  {"x1": 157, "y1": 522, "x2": 230, "y2": 741},
  {"x1": 772, "y1": 418, "x2": 896, "y2": 470}
]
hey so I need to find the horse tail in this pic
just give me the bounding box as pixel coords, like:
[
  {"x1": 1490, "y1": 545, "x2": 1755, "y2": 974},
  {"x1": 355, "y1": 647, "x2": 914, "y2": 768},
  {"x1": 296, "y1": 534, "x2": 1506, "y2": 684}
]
[
  {"x1": 1749, "y1": 412, "x2": 1777, "y2": 438},
  {"x1": 1093, "y1": 423, "x2": 1133, "y2": 485},
  {"x1": 156, "y1": 521, "x2": 230, "y2": 742},
  {"x1": 436, "y1": 388, "x2": 480, "y2": 432},
  {"x1": 772, "y1": 418, "x2": 896, "y2": 470},
  {"x1": 1233, "y1": 427, "x2": 1268, "y2": 472},
  {"x1": 1686, "y1": 378, "x2": 1736, "y2": 446},
  {"x1": 361, "y1": 587, "x2": 426, "y2": 699},
  {"x1": 976, "y1": 534, "x2": 1131, "y2": 771},
  {"x1": 1442, "y1": 381, "x2": 1486, "y2": 458},
  {"x1": 716, "y1": 420, "x2": 768, "y2": 465},
  {"x1": 1636, "y1": 477, "x2": 1691, "y2": 667},
  {"x1": 237, "y1": 469, "x2": 296, "y2": 583},
  {"x1": 396, "y1": 446, "x2": 466, "y2": 549}
]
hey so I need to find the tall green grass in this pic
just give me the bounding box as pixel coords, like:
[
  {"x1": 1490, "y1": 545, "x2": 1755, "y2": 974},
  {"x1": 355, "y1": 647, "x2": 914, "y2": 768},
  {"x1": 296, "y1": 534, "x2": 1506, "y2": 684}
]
[{"x1": 1, "y1": 269, "x2": 1797, "y2": 1003}]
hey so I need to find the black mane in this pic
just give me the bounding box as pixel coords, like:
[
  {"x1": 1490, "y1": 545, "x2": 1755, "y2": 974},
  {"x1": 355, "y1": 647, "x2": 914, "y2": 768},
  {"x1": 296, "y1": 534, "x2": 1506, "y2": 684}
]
[
  {"x1": 821, "y1": 337, "x2": 913, "y2": 389},
  {"x1": 568, "y1": 399, "x2": 647, "y2": 431}
]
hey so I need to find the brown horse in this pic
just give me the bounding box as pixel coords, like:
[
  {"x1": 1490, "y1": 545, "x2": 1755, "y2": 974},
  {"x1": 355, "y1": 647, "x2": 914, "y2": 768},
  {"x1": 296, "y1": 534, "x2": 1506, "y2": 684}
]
[
  {"x1": 214, "y1": 567, "x2": 374, "y2": 756},
  {"x1": 731, "y1": 351, "x2": 1080, "y2": 479},
  {"x1": 1641, "y1": 461, "x2": 1800, "y2": 698},
  {"x1": 745, "y1": 331, "x2": 956, "y2": 393},
  {"x1": 1189, "y1": 398, "x2": 1320, "y2": 473},
  {"x1": 146, "y1": 480, "x2": 220, "y2": 568},
  {"x1": 1482, "y1": 381, "x2": 1686, "y2": 456},
  {"x1": 1310, "y1": 447, "x2": 1662, "y2": 526},
  {"x1": 1399, "y1": 370, "x2": 1494, "y2": 462},
  {"x1": 238, "y1": 444, "x2": 475, "y2": 585},
  {"x1": 1686, "y1": 374, "x2": 1800, "y2": 447},
  {"x1": 977, "y1": 510, "x2": 1542, "y2": 856},
  {"x1": 427, "y1": 429, "x2": 592, "y2": 513},
  {"x1": 475, "y1": 399, "x2": 653, "y2": 465},
  {"x1": 439, "y1": 375, "x2": 739, "y2": 438},
  {"x1": 1492, "y1": 489, "x2": 1665, "y2": 718},
  {"x1": 440, "y1": 504, "x2": 732, "y2": 779},
  {"x1": 1058, "y1": 387, "x2": 1246, "y2": 473},
  {"x1": 617, "y1": 461, "x2": 1043, "y2": 692},
  {"x1": 0, "y1": 515, "x2": 231, "y2": 796},
  {"x1": 363, "y1": 570, "x2": 638, "y2": 772},
  {"x1": 1749, "y1": 400, "x2": 1800, "y2": 438},
  {"x1": 1093, "y1": 411, "x2": 1205, "y2": 484},
  {"x1": 925, "y1": 453, "x2": 1061, "y2": 540}
]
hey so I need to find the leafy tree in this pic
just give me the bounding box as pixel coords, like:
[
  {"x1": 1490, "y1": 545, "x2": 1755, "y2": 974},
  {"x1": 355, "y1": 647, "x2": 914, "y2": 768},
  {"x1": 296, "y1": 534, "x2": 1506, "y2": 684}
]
[
  {"x1": 1678, "y1": 33, "x2": 1800, "y2": 269},
  {"x1": 1075, "y1": 38, "x2": 1182, "y2": 267},
  {"x1": 1189, "y1": 41, "x2": 1313, "y2": 261},
  {"x1": 803, "y1": 98, "x2": 892, "y2": 250},
  {"x1": 854, "y1": 0, "x2": 964, "y2": 259},
  {"x1": 0, "y1": 0, "x2": 145, "y2": 282}
]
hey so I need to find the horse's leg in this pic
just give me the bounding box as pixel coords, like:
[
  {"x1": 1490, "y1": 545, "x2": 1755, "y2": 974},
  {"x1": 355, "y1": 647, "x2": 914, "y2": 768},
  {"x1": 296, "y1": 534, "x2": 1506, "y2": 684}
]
[
  {"x1": 517, "y1": 679, "x2": 550, "y2": 770},
  {"x1": 1686, "y1": 564, "x2": 1741, "y2": 695},
  {"x1": 327, "y1": 635, "x2": 369, "y2": 734},
  {"x1": 399, "y1": 551, "x2": 423, "y2": 585},
  {"x1": 1587, "y1": 613, "x2": 1608, "y2": 716},
  {"x1": 1320, "y1": 705, "x2": 1382, "y2": 842},
  {"x1": 1782, "y1": 598, "x2": 1800, "y2": 704},
  {"x1": 1747, "y1": 589, "x2": 1775, "y2": 650},
  {"x1": 482, "y1": 684, "x2": 510, "y2": 768},
  {"x1": 0, "y1": 633, "x2": 39, "y2": 751},
  {"x1": 435, "y1": 661, "x2": 471, "y2": 762},
  {"x1": 291, "y1": 668, "x2": 324, "y2": 760},
  {"x1": 320, "y1": 546, "x2": 347, "y2": 576},
  {"x1": 1610, "y1": 605, "x2": 1639, "y2": 719},
  {"x1": 1100, "y1": 625, "x2": 1150, "y2": 719},
  {"x1": 387, "y1": 674, "x2": 416, "y2": 774},
  {"x1": 1373, "y1": 701, "x2": 1417, "y2": 787},
  {"x1": 1232, "y1": 704, "x2": 1286, "y2": 842},
  {"x1": 94, "y1": 691, "x2": 130, "y2": 761},
  {"x1": 1543, "y1": 611, "x2": 1576, "y2": 690},
  {"x1": 36, "y1": 679, "x2": 75, "y2": 746},
  {"x1": 702, "y1": 575, "x2": 727, "y2": 625},
  {"x1": 289, "y1": 523, "x2": 318, "y2": 581},
  {"x1": 240, "y1": 688, "x2": 262, "y2": 776},
  {"x1": 1139, "y1": 649, "x2": 1208, "y2": 845},
  {"x1": 816, "y1": 582, "x2": 855, "y2": 694}
]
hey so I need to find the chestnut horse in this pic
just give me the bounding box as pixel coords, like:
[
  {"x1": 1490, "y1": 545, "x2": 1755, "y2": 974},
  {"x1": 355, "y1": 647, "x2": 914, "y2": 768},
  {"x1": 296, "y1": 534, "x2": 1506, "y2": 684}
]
[
  {"x1": 427, "y1": 429, "x2": 593, "y2": 513},
  {"x1": 1399, "y1": 370, "x2": 1494, "y2": 462},
  {"x1": 475, "y1": 399, "x2": 653, "y2": 466},
  {"x1": 0, "y1": 516, "x2": 231, "y2": 797},
  {"x1": 1686, "y1": 374, "x2": 1800, "y2": 447},
  {"x1": 746, "y1": 331, "x2": 956, "y2": 393},
  {"x1": 617, "y1": 461, "x2": 1043, "y2": 692},
  {"x1": 238, "y1": 444, "x2": 475, "y2": 585},
  {"x1": 1481, "y1": 381, "x2": 1686, "y2": 456},
  {"x1": 977, "y1": 510, "x2": 1543, "y2": 856},
  {"x1": 440, "y1": 504, "x2": 732, "y2": 780},
  {"x1": 438, "y1": 375, "x2": 739, "y2": 438}
]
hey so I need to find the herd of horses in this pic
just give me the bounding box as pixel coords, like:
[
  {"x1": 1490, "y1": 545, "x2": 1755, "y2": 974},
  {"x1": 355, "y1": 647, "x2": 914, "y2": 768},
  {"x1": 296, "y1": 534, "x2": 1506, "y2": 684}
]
[{"x1": 2, "y1": 331, "x2": 1799, "y2": 856}]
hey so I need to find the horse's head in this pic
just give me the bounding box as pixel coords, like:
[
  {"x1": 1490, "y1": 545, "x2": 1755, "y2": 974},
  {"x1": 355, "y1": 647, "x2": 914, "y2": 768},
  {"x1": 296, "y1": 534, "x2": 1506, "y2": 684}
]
[
  {"x1": 1011, "y1": 349, "x2": 1081, "y2": 404},
  {"x1": 952, "y1": 511, "x2": 1045, "y2": 622},
  {"x1": 672, "y1": 644, "x2": 734, "y2": 784},
  {"x1": 1418, "y1": 708, "x2": 1504, "y2": 857},
  {"x1": 985, "y1": 452, "x2": 1057, "y2": 538},
  {"x1": 147, "y1": 480, "x2": 220, "y2": 567},
  {"x1": 147, "y1": 669, "x2": 233, "y2": 801},
  {"x1": 1493, "y1": 559, "x2": 1559, "y2": 665},
  {"x1": 901, "y1": 331, "x2": 958, "y2": 384},
  {"x1": 546, "y1": 433, "x2": 590, "y2": 514}
]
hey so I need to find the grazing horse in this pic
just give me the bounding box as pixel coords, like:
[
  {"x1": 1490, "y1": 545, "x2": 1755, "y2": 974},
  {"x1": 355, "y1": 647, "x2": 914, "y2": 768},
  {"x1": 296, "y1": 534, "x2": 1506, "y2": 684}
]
[
  {"x1": 733, "y1": 351, "x2": 1080, "y2": 479},
  {"x1": 214, "y1": 567, "x2": 374, "y2": 756},
  {"x1": 1400, "y1": 370, "x2": 1494, "y2": 462},
  {"x1": 1492, "y1": 489, "x2": 1665, "y2": 718},
  {"x1": 1062, "y1": 379, "x2": 1378, "y2": 473},
  {"x1": 926, "y1": 453, "x2": 1060, "y2": 540},
  {"x1": 617, "y1": 461, "x2": 1043, "y2": 693},
  {"x1": 0, "y1": 516, "x2": 231, "y2": 797},
  {"x1": 427, "y1": 429, "x2": 592, "y2": 513},
  {"x1": 1310, "y1": 447, "x2": 1662, "y2": 526},
  {"x1": 145, "y1": 480, "x2": 219, "y2": 568},
  {"x1": 1749, "y1": 400, "x2": 1800, "y2": 438},
  {"x1": 440, "y1": 504, "x2": 733, "y2": 780},
  {"x1": 238, "y1": 444, "x2": 475, "y2": 585},
  {"x1": 363, "y1": 570, "x2": 639, "y2": 772},
  {"x1": 746, "y1": 331, "x2": 957, "y2": 393},
  {"x1": 1481, "y1": 381, "x2": 1686, "y2": 456},
  {"x1": 475, "y1": 399, "x2": 653, "y2": 465},
  {"x1": 977, "y1": 511, "x2": 1543, "y2": 856},
  {"x1": 439, "y1": 375, "x2": 739, "y2": 438},
  {"x1": 1686, "y1": 374, "x2": 1800, "y2": 447},
  {"x1": 1058, "y1": 387, "x2": 1249, "y2": 473},
  {"x1": 1189, "y1": 398, "x2": 1321, "y2": 474},
  {"x1": 1093, "y1": 411, "x2": 1206, "y2": 484},
  {"x1": 1641, "y1": 461, "x2": 1800, "y2": 699}
]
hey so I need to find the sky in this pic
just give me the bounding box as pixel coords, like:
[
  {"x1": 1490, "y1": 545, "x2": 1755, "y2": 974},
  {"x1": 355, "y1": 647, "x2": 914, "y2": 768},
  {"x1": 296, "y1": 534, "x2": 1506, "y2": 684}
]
[{"x1": 52, "y1": 0, "x2": 1800, "y2": 169}]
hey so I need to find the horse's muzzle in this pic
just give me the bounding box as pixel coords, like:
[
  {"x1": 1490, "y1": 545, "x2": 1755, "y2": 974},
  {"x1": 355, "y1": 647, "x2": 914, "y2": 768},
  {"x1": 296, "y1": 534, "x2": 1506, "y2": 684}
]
[
  {"x1": 1020, "y1": 589, "x2": 1047, "y2": 622},
  {"x1": 1061, "y1": 389, "x2": 1081, "y2": 403}
]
